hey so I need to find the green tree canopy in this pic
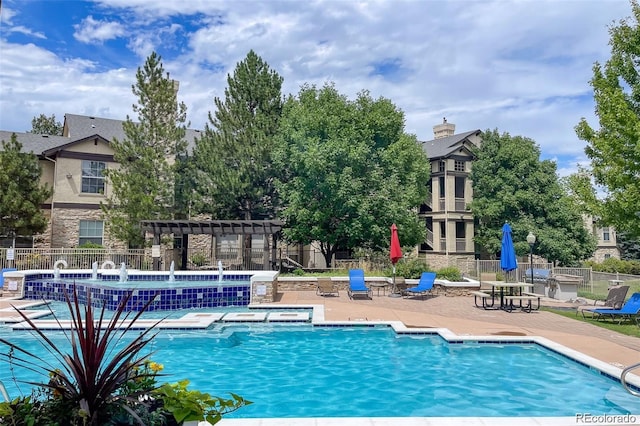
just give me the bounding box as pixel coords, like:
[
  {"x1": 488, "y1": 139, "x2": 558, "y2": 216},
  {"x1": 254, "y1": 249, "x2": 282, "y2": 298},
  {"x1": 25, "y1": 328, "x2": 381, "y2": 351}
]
[
  {"x1": 103, "y1": 52, "x2": 188, "y2": 248},
  {"x1": 192, "y1": 50, "x2": 283, "y2": 221},
  {"x1": 273, "y1": 84, "x2": 430, "y2": 266},
  {"x1": 0, "y1": 133, "x2": 53, "y2": 241},
  {"x1": 29, "y1": 114, "x2": 63, "y2": 135},
  {"x1": 576, "y1": 0, "x2": 640, "y2": 237},
  {"x1": 470, "y1": 129, "x2": 595, "y2": 265}
]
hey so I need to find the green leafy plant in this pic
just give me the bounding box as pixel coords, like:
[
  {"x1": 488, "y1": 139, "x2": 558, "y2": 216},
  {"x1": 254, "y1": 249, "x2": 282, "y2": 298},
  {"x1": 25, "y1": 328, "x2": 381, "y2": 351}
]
[
  {"x1": 436, "y1": 266, "x2": 462, "y2": 281},
  {"x1": 190, "y1": 253, "x2": 207, "y2": 267},
  {"x1": 154, "y1": 380, "x2": 251, "y2": 425},
  {"x1": 391, "y1": 258, "x2": 433, "y2": 279}
]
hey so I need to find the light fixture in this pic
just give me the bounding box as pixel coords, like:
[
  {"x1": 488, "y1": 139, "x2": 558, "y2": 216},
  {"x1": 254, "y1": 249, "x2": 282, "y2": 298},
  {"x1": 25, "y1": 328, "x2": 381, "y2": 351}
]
[
  {"x1": 527, "y1": 232, "x2": 536, "y2": 286},
  {"x1": 66, "y1": 173, "x2": 73, "y2": 179}
]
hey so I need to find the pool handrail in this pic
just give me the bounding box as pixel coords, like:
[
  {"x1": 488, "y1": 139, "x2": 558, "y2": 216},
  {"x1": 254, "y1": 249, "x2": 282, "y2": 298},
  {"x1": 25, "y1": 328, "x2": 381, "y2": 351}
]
[{"x1": 621, "y1": 361, "x2": 640, "y2": 397}]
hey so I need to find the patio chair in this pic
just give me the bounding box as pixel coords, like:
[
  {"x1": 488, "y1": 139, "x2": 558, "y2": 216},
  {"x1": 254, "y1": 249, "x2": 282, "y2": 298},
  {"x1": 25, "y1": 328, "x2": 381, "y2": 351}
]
[
  {"x1": 577, "y1": 285, "x2": 629, "y2": 319},
  {"x1": 316, "y1": 278, "x2": 339, "y2": 297},
  {"x1": 403, "y1": 272, "x2": 436, "y2": 300},
  {"x1": 348, "y1": 269, "x2": 372, "y2": 300},
  {"x1": 592, "y1": 292, "x2": 640, "y2": 324}
]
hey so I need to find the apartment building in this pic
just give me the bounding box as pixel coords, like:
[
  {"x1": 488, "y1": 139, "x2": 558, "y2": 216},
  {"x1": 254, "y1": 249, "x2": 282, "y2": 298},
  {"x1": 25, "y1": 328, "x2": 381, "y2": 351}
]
[
  {"x1": 0, "y1": 114, "x2": 200, "y2": 249},
  {"x1": 584, "y1": 216, "x2": 620, "y2": 261},
  {"x1": 418, "y1": 119, "x2": 481, "y2": 269},
  {"x1": 0, "y1": 114, "x2": 618, "y2": 265}
]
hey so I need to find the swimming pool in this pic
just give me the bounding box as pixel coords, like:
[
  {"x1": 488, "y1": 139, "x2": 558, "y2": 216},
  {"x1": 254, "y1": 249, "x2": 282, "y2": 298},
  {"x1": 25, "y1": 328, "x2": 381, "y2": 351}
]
[{"x1": 1, "y1": 325, "x2": 637, "y2": 417}]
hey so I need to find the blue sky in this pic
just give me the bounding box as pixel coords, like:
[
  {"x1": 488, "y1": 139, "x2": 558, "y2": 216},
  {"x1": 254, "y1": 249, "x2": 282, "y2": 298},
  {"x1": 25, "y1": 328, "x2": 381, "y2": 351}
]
[{"x1": 0, "y1": 0, "x2": 633, "y2": 176}]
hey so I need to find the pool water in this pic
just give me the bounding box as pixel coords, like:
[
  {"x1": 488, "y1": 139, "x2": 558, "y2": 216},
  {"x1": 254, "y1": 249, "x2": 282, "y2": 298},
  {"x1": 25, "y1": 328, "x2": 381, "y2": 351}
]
[{"x1": 1, "y1": 326, "x2": 637, "y2": 417}]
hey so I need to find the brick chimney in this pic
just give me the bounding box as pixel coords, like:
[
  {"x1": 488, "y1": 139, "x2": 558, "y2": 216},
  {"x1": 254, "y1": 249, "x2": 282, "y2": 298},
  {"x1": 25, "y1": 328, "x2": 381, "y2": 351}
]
[{"x1": 433, "y1": 117, "x2": 455, "y2": 139}]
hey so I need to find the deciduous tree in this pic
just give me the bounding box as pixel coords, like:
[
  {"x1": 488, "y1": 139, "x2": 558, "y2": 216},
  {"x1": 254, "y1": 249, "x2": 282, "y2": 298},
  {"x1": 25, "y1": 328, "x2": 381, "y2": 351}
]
[
  {"x1": 0, "y1": 133, "x2": 53, "y2": 242},
  {"x1": 576, "y1": 0, "x2": 640, "y2": 237},
  {"x1": 273, "y1": 84, "x2": 429, "y2": 266},
  {"x1": 103, "y1": 52, "x2": 188, "y2": 248},
  {"x1": 470, "y1": 129, "x2": 595, "y2": 265}
]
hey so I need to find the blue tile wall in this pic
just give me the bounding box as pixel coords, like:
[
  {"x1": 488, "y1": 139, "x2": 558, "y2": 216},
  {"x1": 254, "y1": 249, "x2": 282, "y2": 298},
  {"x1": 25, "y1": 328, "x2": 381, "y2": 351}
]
[{"x1": 23, "y1": 275, "x2": 251, "y2": 311}]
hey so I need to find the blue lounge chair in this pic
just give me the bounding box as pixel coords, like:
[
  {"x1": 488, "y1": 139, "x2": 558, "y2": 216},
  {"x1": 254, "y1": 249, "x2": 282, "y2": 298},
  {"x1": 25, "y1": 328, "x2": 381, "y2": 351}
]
[
  {"x1": 348, "y1": 269, "x2": 372, "y2": 299},
  {"x1": 593, "y1": 293, "x2": 640, "y2": 324},
  {"x1": 403, "y1": 272, "x2": 436, "y2": 300}
]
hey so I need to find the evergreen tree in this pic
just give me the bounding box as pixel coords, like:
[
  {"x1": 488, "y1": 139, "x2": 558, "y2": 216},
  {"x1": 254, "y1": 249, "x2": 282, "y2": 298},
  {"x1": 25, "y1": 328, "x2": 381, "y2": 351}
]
[
  {"x1": 192, "y1": 50, "x2": 283, "y2": 221},
  {"x1": 576, "y1": 0, "x2": 640, "y2": 237},
  {"x1": 470, "y1": 129, "x2": 595, "y2": 265},
  {"x1": 273, "y1": 84, "x2": 430, "y2": 266},
  {"x1": 103, "y1": 52, "x2": 188, "y2": 248},
  {"x1": 29, "y1": 114, "x2": 63, "y2": 135},
  {"x1": 0, "y1": 133, "x2": 53, "y2": 241}
]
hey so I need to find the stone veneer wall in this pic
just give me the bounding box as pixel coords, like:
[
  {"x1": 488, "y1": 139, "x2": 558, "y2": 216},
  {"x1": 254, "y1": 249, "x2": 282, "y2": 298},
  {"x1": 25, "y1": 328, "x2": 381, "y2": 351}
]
[
  {"x1": 423, "y1": 253, "x2": 475, "y2": 275},
  {"x1": 50, "y1": 208, "x2": 126, "y2": 249},
  {"x1": 2, "y1": 272, "x2": 25, "y2": 298},
  {"x1": 274, "y1": 277, "x2": 479, "y2": 297},
  {"x1": 591, "y1": 247, "x2": 621, "y2": 263}
]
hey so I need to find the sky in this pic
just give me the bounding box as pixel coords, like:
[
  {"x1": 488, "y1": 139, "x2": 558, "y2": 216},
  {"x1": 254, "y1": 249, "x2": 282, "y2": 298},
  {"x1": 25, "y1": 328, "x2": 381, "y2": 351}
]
[{"x1": 0, "y1": 0, "x2": 634, "y2": 177}]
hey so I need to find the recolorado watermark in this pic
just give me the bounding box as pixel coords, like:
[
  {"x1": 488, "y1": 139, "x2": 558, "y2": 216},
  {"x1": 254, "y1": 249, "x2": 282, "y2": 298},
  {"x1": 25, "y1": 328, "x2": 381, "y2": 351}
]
[{"x1": 576, "y1": 413, "x2": 638, "y2": 424}]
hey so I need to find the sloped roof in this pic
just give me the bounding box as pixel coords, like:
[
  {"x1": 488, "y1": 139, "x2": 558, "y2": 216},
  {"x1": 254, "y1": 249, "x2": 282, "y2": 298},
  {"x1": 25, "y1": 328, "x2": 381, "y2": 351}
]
[
  {"x1": 420, "y1": 129, "x2": 481, "y2": 160},
  {"x1": 63, "y1": 114, "x2": 203, "y2": 151},
  {"x1": 0, "y1": 114, "x2": 203, "y2": 155},
  {"x1": 0, "y1": 130, "x2": 70, "y2": 155}
]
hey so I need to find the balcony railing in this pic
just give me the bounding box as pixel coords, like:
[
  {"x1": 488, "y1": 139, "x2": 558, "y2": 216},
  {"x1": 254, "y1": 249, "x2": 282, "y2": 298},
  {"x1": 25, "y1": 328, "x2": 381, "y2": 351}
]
[{"x1": 426, "y1": 229, "x2": 434, "y2": 246}]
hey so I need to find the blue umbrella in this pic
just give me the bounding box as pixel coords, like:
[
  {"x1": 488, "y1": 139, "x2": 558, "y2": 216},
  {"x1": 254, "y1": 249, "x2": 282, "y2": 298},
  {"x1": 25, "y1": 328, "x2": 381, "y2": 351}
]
[{"x1": 500, "y1": 223, "x2": 518, "y2": 273}]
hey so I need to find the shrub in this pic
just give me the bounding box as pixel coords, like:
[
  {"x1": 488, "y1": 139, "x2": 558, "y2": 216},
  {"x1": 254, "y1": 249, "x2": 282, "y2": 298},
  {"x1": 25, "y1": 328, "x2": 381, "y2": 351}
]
[
  {"x1": 190, "y1": 253, "x2": 207, "y2": 267},
  {"x1": 392, "y1": 258, "x2": 433, "y2": 279},
  {"x1": 436, "y1": 266, "x2": 462, "y2": 281}
]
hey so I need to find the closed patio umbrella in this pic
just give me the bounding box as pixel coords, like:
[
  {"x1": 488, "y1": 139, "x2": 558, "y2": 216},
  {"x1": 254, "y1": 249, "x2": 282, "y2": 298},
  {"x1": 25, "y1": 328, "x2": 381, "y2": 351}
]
[
  {"x1": 500, "y1": 222, "x2": 517, "y2": 281},
  {"x1": 389, "y1": 223, "x2": 402, "y2": 297}
]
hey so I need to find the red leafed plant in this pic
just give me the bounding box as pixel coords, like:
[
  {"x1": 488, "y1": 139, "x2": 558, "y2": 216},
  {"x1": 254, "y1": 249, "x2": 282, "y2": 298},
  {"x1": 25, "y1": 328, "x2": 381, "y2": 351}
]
[{"x1": 0, "y1": 288, "x2": 163, "y2": 425}]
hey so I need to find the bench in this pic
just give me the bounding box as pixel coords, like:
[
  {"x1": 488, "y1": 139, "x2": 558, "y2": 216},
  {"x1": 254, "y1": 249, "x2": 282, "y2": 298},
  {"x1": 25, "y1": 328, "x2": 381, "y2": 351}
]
[
  {"x1": 503, "y1": 295, "x2": 541, "y2": 313},
  {"x1": 471, "y1": 291, "x2": 496, "y2": 309}
]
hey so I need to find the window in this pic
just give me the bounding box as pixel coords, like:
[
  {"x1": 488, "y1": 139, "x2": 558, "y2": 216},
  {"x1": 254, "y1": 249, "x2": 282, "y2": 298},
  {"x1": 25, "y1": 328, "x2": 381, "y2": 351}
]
[
  {"x1": 602, "y1": 227, "x2": 610, "y2": 241},
  {"x1": 79, "y1": 220, "x2": 103, "y2": 246},
  {"x1": 604, "y1": 254, "x2": 611, "y2": 259},
  {"x1": 454, "y1": 160, "x2": 465, "y2": 172},
  {"x1": 81, "y1": 160, "x2": 106, "y2": 194},
  {"x1": 438, "y1": 160, "x2": 446, "y2": 172}
]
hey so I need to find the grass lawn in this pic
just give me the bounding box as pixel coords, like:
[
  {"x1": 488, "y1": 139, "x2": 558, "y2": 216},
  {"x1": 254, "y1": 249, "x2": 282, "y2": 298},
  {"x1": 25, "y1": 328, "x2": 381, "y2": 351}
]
[{"x1": 543, "y1": 307, "x2": 640, "y2": 338}]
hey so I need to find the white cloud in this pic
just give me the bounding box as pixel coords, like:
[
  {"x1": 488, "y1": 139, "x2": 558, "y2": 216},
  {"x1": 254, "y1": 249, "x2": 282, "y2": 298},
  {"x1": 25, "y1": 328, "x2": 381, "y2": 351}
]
[
  {"x1": 0, "y1": 0, "x2": 634, "y2": 179},
  {"x1": 73, "y1": 15, "x2": 126, "y2": 44}
]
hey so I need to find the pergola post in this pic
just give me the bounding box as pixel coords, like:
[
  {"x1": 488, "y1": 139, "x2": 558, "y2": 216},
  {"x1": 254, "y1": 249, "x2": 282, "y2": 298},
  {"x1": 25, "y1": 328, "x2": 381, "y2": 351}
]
[{"x1": 152, "y1": 233, "x2": 161, "y2": 271}]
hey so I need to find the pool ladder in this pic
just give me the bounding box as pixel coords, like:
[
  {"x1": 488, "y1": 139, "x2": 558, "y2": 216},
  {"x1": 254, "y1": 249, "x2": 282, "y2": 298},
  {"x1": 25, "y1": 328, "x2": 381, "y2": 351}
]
[
  {"x1": 621, "y1": 361, "x2": 640, "y2": 397},
  {"x1": 0, "y1": 380, "x2": 9, "y2": 402}
]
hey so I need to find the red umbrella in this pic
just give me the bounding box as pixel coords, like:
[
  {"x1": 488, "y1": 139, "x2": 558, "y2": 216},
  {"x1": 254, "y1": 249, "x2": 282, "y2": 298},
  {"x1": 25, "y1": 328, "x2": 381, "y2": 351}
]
[
  {"x1": 389, "y1": 224, "x2": 402, "y2": 297},
  {"x1": 390, "y1": 223, "x2": 402, "y2": 265}
]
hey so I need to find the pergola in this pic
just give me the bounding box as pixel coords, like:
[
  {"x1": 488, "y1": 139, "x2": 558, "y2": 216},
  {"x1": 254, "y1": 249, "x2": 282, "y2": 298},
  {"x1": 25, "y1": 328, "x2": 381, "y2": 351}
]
[{"x1": 140, "y1": 220, "x2": 284, "y2": 270}]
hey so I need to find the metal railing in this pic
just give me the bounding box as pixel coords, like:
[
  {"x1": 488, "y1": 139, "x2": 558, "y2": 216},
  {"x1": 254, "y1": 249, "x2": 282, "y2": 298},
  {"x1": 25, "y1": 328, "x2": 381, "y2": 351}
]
[
  {"x1": 621, "y1": 362, "x2": 640, "y2": 397},
  {"x1": 0, "y1": 248, "x2": 148, "y2": 270}
]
